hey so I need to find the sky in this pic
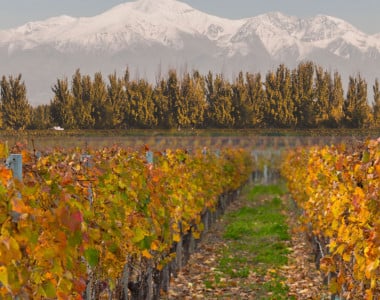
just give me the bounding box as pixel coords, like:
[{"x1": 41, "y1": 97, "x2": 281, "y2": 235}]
[{"x1": 0, "y1": 0, "x2": 379, "y2": 34}]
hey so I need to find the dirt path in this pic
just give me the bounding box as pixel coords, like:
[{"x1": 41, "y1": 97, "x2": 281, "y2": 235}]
[{"x1": 165, "y1": 184, "x2": 329, "y2": 299}]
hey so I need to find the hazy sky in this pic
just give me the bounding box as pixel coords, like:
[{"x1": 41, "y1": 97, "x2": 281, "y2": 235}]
[{"x1": 0, "y1": 0, "x2": 379, "y2": 34}]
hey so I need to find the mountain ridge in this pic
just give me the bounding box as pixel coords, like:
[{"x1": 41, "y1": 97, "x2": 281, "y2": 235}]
[{"x1": 0, "y1": 0, "x2": 379, "y2": 105}]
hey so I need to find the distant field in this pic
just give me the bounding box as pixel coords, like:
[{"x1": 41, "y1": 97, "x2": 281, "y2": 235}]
[{"x1": 0, "y1": 128, "x2": 378, "y2": 152}]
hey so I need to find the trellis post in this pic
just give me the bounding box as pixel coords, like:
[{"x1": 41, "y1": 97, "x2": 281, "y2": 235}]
[{"x1": 6, "y1": 154, "x2": 22, "y2": 181}]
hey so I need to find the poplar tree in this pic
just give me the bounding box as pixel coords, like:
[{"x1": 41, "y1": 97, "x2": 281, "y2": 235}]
[
  {"x1": 344, "y1": 76, "x2": 357, "y2": 127},
  {"x1": 92, "y1": 72, "x2": 108, "y2": 129},
  {"x1": 71, "y1": 70, "x2": 95, "y2": 129},
  {"x1": 177, "y1": 72, "x2": 192, "y2": 128},
  {"x1": 356, "y1": 75, "x2": 372, "y2": 127},
  {"x1": 204, "y1": 71, "x2": 214, "y2": 128},
  {"x1": 1, "y1": 74, "x2": 31, "y2": 130},
  {"x1": 30, "y1": 105, "x2": 52, "y2": 129},
  {"x1": 179, "y1": 72, "x2": 206, "y2": 128},
  {"x1": 276, "y1": 64, "x2": 295, "y2": 127},
  {"x1": 0, "y1": 102, "x2": 2, "y2": 129},
  {"x1": 231, "y1": 71, "x2": 249, "y2": 128},
  {"x1": 107, "y1": 73, "x2": 127, "y2": 129},
  {"x1": 71, "y1": 69, "x2": 95, "y2": 129},
  {"x1": 264, "y1": 65, "x2": 296, "y2": 128},
  {"x1": 263, "y1": 70, "x2": 279, "y2": 126},
  {"x1": 344, "y1": 75, "x2": 372, "y2": 128},
  {"x1": 314, "y1": 66, "x2": 330, "y2": 126},
  {"x1": 295, "y1": 62, "x2": 315, "y2": 127},
  {"x1": 165, "y1": 70, "x2": 180, "y2": 128},
  {"x1": 80, "y1": 74, "x2": 96, "y2": 128},
  {"x1": 190, "y1": 70, "x2": 207, "y2": 128},
  {"x1": 206, "y1": 74, "x2": 234, "y2": 128},
  {"x1": 245, "y1": 72, "x2": 264, "y2": 127},
  {"x1": 127, "y1": 79, "x2": 156, "y2": 128},
  {"x1": 373, "y1": 79, "x2": 380, "y2": 127},
  {"x1": 50, "y1": 78, "x2": 75, "y2": 129},
  {"x1": 291, "y1": 68, "x2": 301, "y2": 127},
  {"x1": 71, "y1": 69, "x2": 82, "y2": 126},
  {"x1": 153, "y1": 78, "x2": 170, "y2": 128},
  {"x1": 328, "y1": 72, "x2": 344, "y2": 127}
]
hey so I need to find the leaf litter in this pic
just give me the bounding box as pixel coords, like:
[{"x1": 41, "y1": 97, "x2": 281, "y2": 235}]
[{"x1": 165, "y1": 185, "x2": 330, "y2": 299}]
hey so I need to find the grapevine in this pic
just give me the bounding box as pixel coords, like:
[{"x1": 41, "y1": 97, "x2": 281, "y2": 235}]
[
  {"x1": 0, "y1": 142, "x2": 253, "y2": 299},
  {"x1": 282, "y1": 139, "x2": 380, "y2": 299}
]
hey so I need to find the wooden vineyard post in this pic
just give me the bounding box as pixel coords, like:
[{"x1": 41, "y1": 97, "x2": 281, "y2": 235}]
[
  {"x1": 80, "y1": 154, "x2": 93, "y2": 207},
  {"x1": 5, "y1": 154, "x2": 23, "y2": 223}
]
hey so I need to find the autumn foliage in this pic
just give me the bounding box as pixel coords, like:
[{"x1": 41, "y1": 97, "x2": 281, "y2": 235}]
[
  {"x1": 282, "y1": 139, "x2": 380, "y2": 299},
  {"x1": 0, "y1": 143, "x2": 252, "y2": 298}
]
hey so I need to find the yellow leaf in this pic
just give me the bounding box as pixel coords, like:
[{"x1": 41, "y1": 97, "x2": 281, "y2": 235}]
[
  {"x1": 118, "y1": 181, "x2": 127, "y2": 189},
  {"x1": 355, "y1": 252, "x2": 366, "y2": 267},
  {"x1": 329, "y1": 240, "x2": 337, "y2": 252},
  {"x1": 371, "y1": 278, "x2": 376, "y2": 289},
  {"x1": 343, "y1": 252, "x2": 351, "y2": 262},
  {"x1": 9, "y1": 237, "x2": 22, "y2": 260},
  {"x1": 354, "y1": 186, "x2": 365, "y2": 198},
  {"x1": 142, "y1": 249, "x2": 152, "y2": 259},
  {"x1": 365, "y1": 289, "x2": 373, "y2": 300},
  {"x1": 173, "y1": 233, "x2": 181, "y2": 243},
  {"x1": 335, "y1": 244, "x2": 346, "y2": 256},
  {"x1": 0, "y1": 266, "x2": 8, "y2": 286},
  {"x1": 31, "y1": 271, "x2": 43, "y2": 284},
  {"x1": 150, "y1": 240, "x2": 159, "y2": 251},
  {"x1": 192, "y1": 231, "x2": 201, "y2": 239},
  {"x1": 365, "y1": 259, "x2": 379, "y2": 279}
]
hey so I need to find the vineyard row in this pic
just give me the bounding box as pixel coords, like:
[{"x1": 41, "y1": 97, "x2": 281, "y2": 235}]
[
  {"x1": 282, "y1": 139, "x2": 380, "y2": 299},
  {"x1": 0, "y1": 143, "x2": 253, "y2": 299}
]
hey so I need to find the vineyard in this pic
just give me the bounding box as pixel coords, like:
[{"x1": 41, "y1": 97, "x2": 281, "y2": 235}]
[
  {"x1": 2, "y1": 130, "x2": 380, "y2": 299},
  {"x1": 0, "y1": 141, "x2": 252, "y2": 299},
  {"x1": 2, "y1": 130, "x2": 371, "y2": 152},
  {"x1": 282, "y1": 138, "x2": 380, "y2": 299}
]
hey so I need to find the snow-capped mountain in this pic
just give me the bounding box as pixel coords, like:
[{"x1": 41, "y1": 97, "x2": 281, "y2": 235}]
[{"x1": 1, "y1": 0, "x2": 380, "y2": 105}]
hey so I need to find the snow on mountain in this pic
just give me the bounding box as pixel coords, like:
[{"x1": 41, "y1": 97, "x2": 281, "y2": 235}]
[
  {"x1": 233, "y1": 12, "x2": 380, "y2": 59},
  {"x1": 1, "y1": 0, "x2": 380, "y2": 105},
  {"x1": 1, "y1": 0, "x2": 378, "y2": 56},
  {"x1": 0, "y1": 0, "x2": 243, "y2": 53}
]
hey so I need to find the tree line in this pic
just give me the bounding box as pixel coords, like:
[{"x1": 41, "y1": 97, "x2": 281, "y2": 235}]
[{"x1": 1, "y1": 61, "x2": 380, "y2": 130}]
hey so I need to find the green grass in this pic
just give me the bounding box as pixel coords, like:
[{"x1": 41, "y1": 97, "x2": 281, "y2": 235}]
[
  {"x1": 208, "y1": 183, "x2": 294, "y2": 299},
  {"x1": 249, "y1": 184, "x2": 286, "y2": 198}
]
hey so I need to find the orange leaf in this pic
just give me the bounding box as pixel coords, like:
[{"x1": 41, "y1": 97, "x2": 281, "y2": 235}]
[
  {"x1": 0, "y1": 167, "x2": 11, "y2": 185},
  {"x1": 142, "y1": 249, "x2": 152, "y2": 259}
]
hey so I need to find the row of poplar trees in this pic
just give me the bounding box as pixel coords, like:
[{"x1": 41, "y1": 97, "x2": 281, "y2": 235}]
[{"x1": 1, "y1": 61, "x2": 380, "y2": 130}]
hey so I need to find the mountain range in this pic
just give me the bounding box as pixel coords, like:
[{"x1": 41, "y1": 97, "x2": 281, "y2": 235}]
[{"x1": 1, "y1": 0, "x2": 380, "y2": 105}]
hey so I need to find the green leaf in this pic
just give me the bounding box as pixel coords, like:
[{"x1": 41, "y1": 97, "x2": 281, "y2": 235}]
[
  {"x1": 132, "y1": 227, "x2": 146, "y2": 243},
  {"x1": 68, "y1": 230, "x2": 82, "y2": 247},
  {"x1": 84, "y1": 248, "x2": 99, "y2": 267},
  {"x1": 108, "y1": 242, "x2": 118, "y2": 254},
  {"x1": 139, "y1": 236, "x2": 152, "y2": 250},
  {"x1": 44, "y1": 280, "x2": 57, "y2": 298},
  {"x1": 362, "y1": 150, "x2": 370, "y2": 163}
]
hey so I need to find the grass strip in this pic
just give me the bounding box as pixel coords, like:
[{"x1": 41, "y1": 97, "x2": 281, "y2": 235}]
[{"x1": 209, "y1": 184, "x2": 295, "y2": 299}]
